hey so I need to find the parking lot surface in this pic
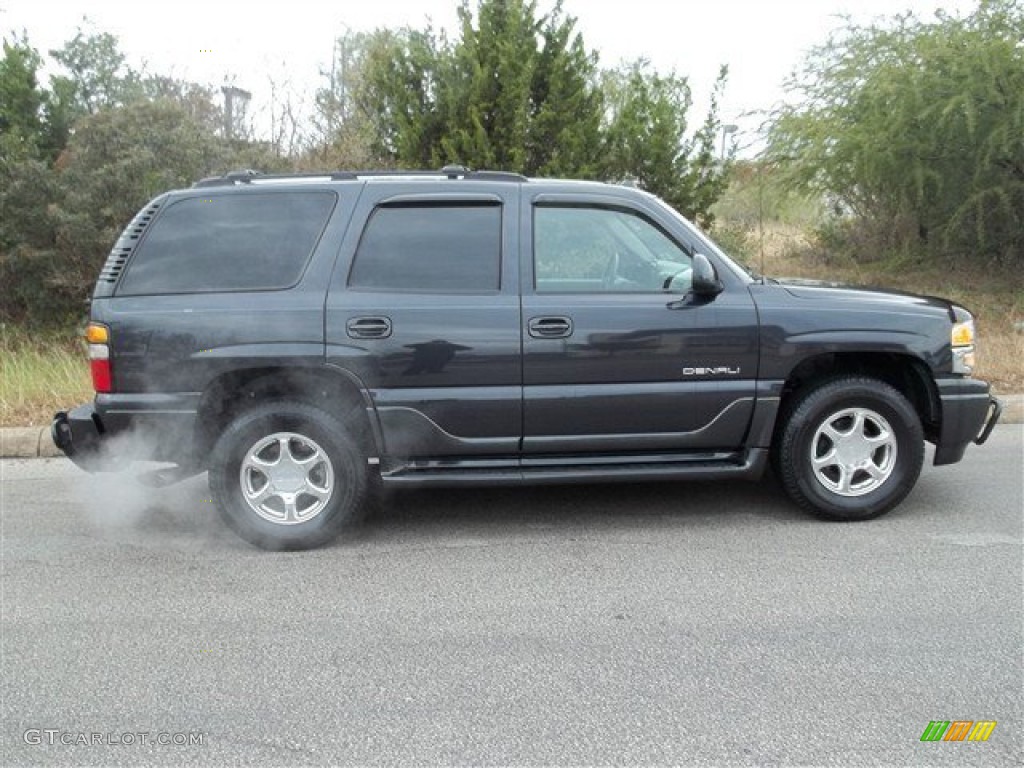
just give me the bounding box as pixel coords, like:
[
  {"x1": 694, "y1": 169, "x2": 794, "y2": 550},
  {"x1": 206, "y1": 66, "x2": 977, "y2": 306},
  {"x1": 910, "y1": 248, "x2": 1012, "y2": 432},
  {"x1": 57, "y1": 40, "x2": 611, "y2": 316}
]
[{"x1": 2, "y1": 425, "x2": 1021, "y2": 766}]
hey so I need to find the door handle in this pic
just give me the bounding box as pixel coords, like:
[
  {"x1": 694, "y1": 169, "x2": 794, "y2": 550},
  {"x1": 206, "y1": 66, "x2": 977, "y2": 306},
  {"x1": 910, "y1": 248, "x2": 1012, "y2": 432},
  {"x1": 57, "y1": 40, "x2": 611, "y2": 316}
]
[
  {"x1": 528, "y1": 316, "x2": 573, "y2": 339},
  {"x1": 346, "y1": 316, "x2": 392, "y2": 339}
]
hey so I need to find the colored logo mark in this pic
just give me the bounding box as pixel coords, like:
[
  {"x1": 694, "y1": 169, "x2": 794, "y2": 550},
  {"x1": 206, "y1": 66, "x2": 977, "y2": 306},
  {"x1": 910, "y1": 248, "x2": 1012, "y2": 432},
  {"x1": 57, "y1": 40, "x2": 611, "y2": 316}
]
[{"x1": 920, "y1": 720, "x2": 996, "y2": 742}]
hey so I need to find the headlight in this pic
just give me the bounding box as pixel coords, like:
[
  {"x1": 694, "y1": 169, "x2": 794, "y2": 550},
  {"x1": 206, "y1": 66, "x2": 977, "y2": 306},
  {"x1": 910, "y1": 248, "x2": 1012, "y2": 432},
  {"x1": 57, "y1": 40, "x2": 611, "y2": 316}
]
[{"x1": 951, "y1": 317, "x2": 976, "y2": 375}]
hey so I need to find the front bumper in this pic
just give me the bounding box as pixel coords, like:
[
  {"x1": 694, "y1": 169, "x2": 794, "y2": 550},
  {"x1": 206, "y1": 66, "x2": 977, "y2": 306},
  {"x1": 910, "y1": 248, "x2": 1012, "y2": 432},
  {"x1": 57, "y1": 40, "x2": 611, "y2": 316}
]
[{"x1": 933, "y1": 378, "x2": 1002, "y2": 466}]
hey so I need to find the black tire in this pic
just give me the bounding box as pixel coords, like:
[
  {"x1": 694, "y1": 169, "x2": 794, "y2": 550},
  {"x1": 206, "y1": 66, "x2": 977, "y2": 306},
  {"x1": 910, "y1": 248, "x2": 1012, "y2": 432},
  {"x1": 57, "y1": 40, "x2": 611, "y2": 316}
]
[
  {"x1": 209, "y1": 401, "x2": 367, "y2": 550},
  {"x1": 776, "y1": 376, "x2": 924, "y2": 521}
]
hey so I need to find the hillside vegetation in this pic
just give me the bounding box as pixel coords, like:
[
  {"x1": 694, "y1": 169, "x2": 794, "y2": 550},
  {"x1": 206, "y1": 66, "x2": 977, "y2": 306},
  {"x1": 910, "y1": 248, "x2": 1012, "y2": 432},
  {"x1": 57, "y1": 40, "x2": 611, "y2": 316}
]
[{"x1": 2, "y1": 0, "x2": 1021, "y2": 427}]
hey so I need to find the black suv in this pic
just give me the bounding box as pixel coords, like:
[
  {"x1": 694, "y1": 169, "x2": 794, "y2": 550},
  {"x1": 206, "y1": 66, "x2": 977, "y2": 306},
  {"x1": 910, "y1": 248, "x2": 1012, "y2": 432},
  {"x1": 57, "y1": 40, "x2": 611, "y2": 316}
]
[{"x1": 52, "y1": 166, "x2": 1002, "y2": 549}]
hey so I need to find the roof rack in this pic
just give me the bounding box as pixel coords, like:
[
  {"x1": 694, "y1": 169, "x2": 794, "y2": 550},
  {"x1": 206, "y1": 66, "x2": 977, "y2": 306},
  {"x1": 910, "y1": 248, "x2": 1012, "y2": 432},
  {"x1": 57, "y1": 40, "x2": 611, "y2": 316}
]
[{"x1": 192, "y1": 166, "x2": 528, "y2": 188}]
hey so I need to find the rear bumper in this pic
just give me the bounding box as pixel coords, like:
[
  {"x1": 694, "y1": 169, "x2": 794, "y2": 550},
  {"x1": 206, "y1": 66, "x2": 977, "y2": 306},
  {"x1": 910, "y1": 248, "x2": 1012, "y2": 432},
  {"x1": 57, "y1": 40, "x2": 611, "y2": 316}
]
[
  {"x1": 52, "y1": 395, "x2": 200, "y2": 472},
  {"x1": 933, "y1": 378, "x2": 1002, "y2": 466},
  {"x1": 51, "y1": 405, "x2": 112, "y2": 471}
]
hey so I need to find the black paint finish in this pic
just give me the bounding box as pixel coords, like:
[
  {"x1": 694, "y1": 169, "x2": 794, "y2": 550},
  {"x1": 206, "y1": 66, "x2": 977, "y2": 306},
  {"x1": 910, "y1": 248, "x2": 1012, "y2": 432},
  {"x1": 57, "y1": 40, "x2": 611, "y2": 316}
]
[{"x1": 54, "y1": 175, "x2": 996, "y2": 485}]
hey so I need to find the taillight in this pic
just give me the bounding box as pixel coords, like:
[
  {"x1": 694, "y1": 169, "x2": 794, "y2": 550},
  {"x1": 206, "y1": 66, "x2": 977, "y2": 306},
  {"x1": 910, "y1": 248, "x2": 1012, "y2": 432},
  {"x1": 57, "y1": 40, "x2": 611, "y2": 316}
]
[{"x1": 86, "y1": 322, "x2": 113, "y2": 393}]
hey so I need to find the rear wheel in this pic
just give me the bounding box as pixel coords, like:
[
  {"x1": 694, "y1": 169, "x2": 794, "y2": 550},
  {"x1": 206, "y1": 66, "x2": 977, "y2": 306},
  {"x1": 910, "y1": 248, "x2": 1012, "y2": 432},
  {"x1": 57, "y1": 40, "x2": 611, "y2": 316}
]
[
  {"x1": 776, "y1": 376, "x2": 924, "y2": 521},
  {"x1": 210, "y1": 401, "x2": 366, "y2": 550}
]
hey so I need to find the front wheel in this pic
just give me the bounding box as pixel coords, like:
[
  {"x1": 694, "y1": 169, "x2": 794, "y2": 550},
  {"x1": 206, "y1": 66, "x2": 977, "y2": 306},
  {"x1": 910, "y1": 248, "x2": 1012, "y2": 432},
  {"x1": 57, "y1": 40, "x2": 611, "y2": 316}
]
[
  {"x1": 209, "y1": 401, "x2": 367, "y2": 550},
  {"x1": 776, "y1": 377, "x2": 924, "y2": 521}
]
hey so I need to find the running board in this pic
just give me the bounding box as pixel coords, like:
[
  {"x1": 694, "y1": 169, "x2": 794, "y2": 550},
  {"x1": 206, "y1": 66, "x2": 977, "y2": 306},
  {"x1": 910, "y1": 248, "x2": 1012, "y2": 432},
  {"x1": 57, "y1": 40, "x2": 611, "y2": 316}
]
[{"x1": 380, "y1": 449, "x2": 768, "y2": 488}]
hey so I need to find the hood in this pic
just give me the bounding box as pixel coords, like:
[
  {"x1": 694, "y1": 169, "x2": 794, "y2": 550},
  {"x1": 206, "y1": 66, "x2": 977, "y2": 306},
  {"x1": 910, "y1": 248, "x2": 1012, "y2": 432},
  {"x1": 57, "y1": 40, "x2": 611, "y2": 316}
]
[{"x1": 770, "y1": 277, "x2": 959, "y2": 319}]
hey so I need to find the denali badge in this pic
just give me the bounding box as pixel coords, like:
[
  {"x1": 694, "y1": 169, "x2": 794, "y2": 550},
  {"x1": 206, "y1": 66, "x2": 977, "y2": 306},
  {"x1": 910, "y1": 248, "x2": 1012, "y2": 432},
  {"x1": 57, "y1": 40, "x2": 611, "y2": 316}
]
[{"x1": 683, "y1": 366, "x2": 741, "y2": 376}]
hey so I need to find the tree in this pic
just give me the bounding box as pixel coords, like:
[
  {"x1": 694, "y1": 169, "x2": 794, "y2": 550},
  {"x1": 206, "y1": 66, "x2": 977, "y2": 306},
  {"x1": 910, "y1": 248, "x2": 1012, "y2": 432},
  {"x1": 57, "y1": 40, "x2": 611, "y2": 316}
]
[
  {"x1": 766, "y1": 0, "x2": 1024, "y2": 265},
  {"x1": 49, "y1": 25, "x2": 144, "y2": 115},
  {"x1": 439, "y1": 0, "x2": 541, "y2": 169},
  {"x1": 602, "y1": 61, "x2": 729, "y2": 226},
  {"x1": 0, "y1": 25, "x2": 303, "y2": 326},
  {"x1": 525, "y1": 8, "x2": 603, "y2": 177},
  {"x1": 41, "y1": 23, "x2": 146, "y2": 155},
  {"x1": 356, "y1": 27, "x2": 449, "y2": 168},
  {"x1": 143, "y1": 76, "x2": 222, "y2": 134},
  {"x1": 0, "y1": 34, "x2": 46, "y2": 159},
  {"x1": 309, "y1": 30, "x2": 380, "y2": 169},
  {"x1": 356, "y1": 0, "x2": 606, "y2": 175},
  {"x1": 0, "y1": 34, "x2": 60, "y2": 320},
  {"x1": 2, "y1": 100, "x2": 246, "y2": 325},
  {"x1": 353, "y1": 0, "x2": 727, "y2": 225}
]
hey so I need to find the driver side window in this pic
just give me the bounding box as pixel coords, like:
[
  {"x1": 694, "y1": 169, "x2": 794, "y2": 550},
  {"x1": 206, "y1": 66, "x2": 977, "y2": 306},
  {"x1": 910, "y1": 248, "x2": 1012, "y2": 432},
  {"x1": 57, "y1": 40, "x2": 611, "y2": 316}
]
[{"x1": 533, "y1": 205, "x2": 691, "y2": 293}]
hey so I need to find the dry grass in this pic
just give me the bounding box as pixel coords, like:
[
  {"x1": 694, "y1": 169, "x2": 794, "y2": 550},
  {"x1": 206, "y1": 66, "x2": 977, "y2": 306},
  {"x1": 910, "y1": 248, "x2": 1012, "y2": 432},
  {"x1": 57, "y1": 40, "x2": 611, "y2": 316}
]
[
  {"x1": 743, "y1": 223, "x2": 1024, "y2": 393},
  {"x1": 1, "y1": 327, "x2": 93, "y2": 428}
]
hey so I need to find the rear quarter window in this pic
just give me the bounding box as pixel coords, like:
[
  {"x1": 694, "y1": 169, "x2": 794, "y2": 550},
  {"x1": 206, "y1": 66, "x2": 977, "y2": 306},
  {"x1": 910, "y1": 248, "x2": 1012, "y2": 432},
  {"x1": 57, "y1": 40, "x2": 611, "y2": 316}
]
[{"x1": 116, "y1": 191, "x2": 337, "y2": 295}]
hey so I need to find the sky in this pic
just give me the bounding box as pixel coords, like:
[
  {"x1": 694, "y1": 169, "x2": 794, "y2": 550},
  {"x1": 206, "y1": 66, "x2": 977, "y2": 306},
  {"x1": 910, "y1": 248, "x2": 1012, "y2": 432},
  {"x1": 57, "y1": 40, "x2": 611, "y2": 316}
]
[{"x1": 1, "y1": 0, "x2": 978, "y2": 155}]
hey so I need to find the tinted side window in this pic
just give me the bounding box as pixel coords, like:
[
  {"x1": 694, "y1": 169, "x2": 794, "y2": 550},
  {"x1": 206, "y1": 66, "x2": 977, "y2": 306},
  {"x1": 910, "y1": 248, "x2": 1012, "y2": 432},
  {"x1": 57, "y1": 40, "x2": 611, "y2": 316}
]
[
  {"x1": 117, "y1": 191, "x2": 336, "y2": 295},
  {"x1": 534, "y1": 206, "x2": 691, "y2": 293},
  {"x1": 348, "y1": 204, "x2": 501, "y2": 293}
]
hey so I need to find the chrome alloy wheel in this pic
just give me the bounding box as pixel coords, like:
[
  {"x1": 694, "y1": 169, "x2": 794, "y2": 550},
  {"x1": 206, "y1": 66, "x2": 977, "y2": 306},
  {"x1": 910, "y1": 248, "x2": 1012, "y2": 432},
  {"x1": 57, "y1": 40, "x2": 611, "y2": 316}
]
[
  {"x1": 239, "y1": 432, "x2": 335, "y2": 525},
  {"x1": 810, "y1": 407, "x2": 898, "y2": 497}
]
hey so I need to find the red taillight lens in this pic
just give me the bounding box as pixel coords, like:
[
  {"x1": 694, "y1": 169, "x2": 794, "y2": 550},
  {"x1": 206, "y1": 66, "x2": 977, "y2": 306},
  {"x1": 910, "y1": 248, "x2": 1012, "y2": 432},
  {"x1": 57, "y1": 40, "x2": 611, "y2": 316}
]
[
  {"x1": 87, "y1": 328, "x2": 112, "y2": 393},
  {"x1": 90, "y1": 358, "x2": 112, "y2": 393}
]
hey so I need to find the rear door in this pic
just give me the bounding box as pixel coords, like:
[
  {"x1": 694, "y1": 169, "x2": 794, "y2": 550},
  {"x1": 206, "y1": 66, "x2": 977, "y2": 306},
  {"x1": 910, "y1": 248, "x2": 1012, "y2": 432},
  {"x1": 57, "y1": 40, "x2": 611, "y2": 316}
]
[
  {"x1": 520, "y1": 191, "x2": 759, "y2": 454},
  {"x1": 325, "y1": 183, "x2": 522, "y2": 459}
]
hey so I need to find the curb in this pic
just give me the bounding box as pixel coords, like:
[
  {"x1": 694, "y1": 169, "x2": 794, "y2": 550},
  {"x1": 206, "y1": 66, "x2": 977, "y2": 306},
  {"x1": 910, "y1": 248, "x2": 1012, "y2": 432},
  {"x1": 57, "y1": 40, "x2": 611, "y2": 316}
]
[
  {"x1": 2, "y1": 395, "x2": 1022, "y2": 460},
  {"x1": 1, "y1": 426, "x2": 64, "y2": 460}
]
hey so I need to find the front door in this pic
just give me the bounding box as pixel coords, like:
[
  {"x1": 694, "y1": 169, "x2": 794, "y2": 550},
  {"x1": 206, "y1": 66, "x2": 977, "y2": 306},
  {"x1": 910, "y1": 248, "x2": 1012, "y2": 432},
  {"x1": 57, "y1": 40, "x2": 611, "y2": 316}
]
[{"x1": 521, "y1": 193, "x2": 759, "y2": 454}]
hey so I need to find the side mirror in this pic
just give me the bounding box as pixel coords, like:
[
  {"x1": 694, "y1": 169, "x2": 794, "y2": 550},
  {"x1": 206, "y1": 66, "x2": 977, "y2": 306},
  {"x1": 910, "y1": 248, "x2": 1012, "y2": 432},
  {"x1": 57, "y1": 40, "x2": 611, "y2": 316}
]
[{"x1": 691, "y1": 253, "x2": 724, "y2": 297}]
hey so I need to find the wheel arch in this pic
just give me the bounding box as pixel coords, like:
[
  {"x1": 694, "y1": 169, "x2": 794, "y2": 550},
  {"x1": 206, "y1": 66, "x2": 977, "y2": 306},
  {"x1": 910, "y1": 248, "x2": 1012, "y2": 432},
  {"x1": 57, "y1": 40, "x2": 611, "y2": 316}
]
[
  {"x1": 774, "y1": 352, "x2": 940, "y2": 444},
  {"x1": 195, "y1": 365, "x2": 380, "y2": 465}
]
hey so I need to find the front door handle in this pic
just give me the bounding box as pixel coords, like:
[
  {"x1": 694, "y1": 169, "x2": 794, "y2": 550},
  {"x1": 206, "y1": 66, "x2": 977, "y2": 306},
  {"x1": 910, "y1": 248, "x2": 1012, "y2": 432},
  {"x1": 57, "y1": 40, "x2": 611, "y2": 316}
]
[
  {"x1": 346, "y1": 316, "x2": 392, "y2": 339},
  {"x1": 528, "y1": 316, "x2": 573, "y2": 339}
]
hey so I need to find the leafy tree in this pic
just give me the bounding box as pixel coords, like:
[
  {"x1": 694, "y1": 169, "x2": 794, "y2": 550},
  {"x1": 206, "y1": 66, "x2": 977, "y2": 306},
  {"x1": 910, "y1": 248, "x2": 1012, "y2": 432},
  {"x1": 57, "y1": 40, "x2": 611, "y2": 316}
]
[
  {"x1": 42, "y1": 23, "x2": 146, "y2": 155},
  {"x1": 357, "y1": 0, "x2": 607, "y2": 175},
  {"x1": 309, "y1": 31, "x2": 381, "y2": 169},
  {"x1": 2, "y1": 99, "x2": 278, "y2": 325},
  {"x1": 525, "y1": 8, "x2": 603, "y2": 177},
  {"x1": 0, "y1": 34, "x2": 46, "y2": 159},
  {"x1": 766, "y1": 0, "x2": 1024, "y2": 265},
  {"x1": 314, "y1": 30, "x2": 367, "y2": 139},
  {"x1": 602, "y1": 61, "x2": 729, "y2": 226},
  {"x1": 439, "y1": 0, "x2": 541, "y2": 169},
  {"x1": 355, "y1": 0, "x2": 727, "y2": 224},
  {"x1": 143, "y1": 76, "x2": 222, "y2": 134},
  {"x1": 0, "y1": 34, "x2": 60, "y2": 319},
  {"x1": 356, "y1": 27, "x2": 449, "y2": 168},
  {"x1": 49, "y1": 25, "x2": 144, "y2": 115}
]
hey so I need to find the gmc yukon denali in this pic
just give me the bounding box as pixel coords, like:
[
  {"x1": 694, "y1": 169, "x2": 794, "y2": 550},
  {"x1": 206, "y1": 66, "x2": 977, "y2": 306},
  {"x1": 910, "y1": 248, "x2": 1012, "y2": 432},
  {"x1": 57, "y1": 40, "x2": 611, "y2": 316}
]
[{"x1": 52, "y1": 167, "x2": 1002, "y2": 549}]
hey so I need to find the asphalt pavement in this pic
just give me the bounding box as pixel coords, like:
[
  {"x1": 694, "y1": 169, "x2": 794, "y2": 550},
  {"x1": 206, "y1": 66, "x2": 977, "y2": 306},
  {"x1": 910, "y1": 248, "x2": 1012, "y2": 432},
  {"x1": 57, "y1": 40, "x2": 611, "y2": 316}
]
[{"x1": 1, "y1": 424, "x2": 1022, "y2": 766}]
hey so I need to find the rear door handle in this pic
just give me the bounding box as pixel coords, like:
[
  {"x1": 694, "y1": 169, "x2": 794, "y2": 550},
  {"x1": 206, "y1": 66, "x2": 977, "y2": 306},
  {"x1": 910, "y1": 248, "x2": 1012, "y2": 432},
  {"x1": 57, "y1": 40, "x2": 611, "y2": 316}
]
[
  {"x1": 528, "y1": 316, "x2": 573, "y2": 339},
  {"x1": 346, "y1": 316, "x2": 392, "y2": 339}
]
